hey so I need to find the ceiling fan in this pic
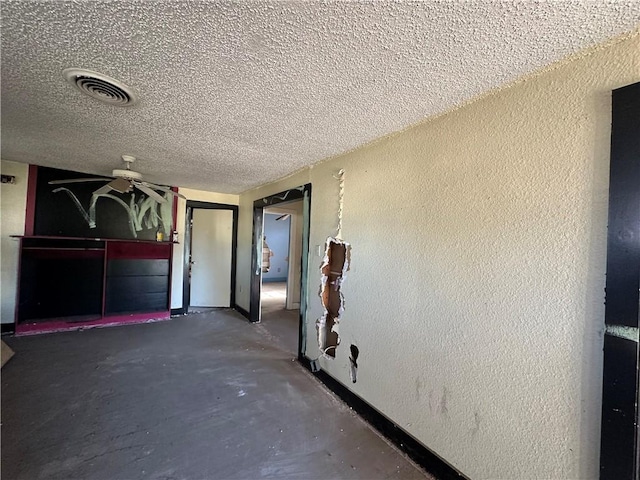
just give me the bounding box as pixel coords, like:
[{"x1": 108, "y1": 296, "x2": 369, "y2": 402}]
[{"x1": 48, "y1": 155, "x2": 185, "y2": 203}]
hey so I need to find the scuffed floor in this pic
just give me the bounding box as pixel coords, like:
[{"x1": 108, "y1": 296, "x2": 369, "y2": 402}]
[
  {"x1": 1, "y1": 309, "x2": 431, "y2": 480},
  {"x1": 260, "y1": 281, "x2": 299, "y2": 355}
]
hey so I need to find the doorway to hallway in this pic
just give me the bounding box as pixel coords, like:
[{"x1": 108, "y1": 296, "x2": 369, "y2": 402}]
[
  {"x1": 260, "y1": 203, "x2": 303, "y2": 354},
  {"x1": 250, "y1": 185, "x2": 311, "y2": 360}
]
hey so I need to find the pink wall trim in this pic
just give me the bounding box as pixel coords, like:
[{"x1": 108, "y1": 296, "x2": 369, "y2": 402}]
[{"x1": 15, "y1": 311, "x2": 171, "y2": 336}]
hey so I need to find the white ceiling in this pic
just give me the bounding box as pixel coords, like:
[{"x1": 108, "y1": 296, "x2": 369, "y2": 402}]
[{"x1": 2, "y1": 1, "x2": 639, "y2": 194}]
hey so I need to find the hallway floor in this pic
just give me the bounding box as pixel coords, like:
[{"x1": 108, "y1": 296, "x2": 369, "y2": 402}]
[
  {"x1": 1, "y1": 308, "x2": 431, "y2": 479},
  {"x1": 260, "y1": 281, "x2": 299, "y2": 355}
]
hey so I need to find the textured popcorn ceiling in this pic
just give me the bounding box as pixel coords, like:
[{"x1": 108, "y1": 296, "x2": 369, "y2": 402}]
[{"x1": 1, "y1": 1, "x2": 639, "y2": 193}]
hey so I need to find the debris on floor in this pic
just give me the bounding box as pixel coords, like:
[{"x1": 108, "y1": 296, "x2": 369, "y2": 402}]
[{"x1": 1, "y1": 340, "x2": 15, "y2": 368}]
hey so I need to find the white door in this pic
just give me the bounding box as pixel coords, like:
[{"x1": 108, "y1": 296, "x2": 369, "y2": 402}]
[{"x1": 190, "y1": 209, "x2": 233, "y2": 307}]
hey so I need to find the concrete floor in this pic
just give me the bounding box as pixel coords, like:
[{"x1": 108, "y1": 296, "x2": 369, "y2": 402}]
[
  {"x1": 1, "y1": 298, "x2": 431, "y2": 479},
  {"x1": 260, "y1": 282, "x2": 299, "y2": 355}
]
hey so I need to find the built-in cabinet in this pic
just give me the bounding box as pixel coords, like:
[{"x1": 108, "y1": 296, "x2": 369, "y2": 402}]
[
  {"x1": 14, "y1": 165, "x2": 179, "y2": 334},
  {"x1": 16, "y1": 236, "x2": 172, "y2": 329}
]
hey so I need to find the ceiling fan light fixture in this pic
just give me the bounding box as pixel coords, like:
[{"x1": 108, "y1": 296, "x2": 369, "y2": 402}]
[
  {"x1": 112, "y1": 154, "x2": 142, "y2": 180},
  {"x1": 62, "y1": 68, "x2": 137, "y2": 107}
]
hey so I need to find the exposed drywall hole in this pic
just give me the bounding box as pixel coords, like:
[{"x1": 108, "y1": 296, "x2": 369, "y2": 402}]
[
  {"x1": 317, "y1": 237, "x2": 351, "y2": 358},
  {"x1": 349, "y1": 344, "x2": 359, "y2": 383}
]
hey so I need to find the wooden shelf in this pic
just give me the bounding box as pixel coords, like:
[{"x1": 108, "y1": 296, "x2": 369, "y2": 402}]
[{"x1": 12, "y1": 234, "x2": 176, "y2": 244}]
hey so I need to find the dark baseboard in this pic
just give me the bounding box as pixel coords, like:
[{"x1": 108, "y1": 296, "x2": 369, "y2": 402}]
[
  {"x1": 299, "y1": 356, "x2": 468, "y2": 480},
  {"x1": 170, "y1": 308, "x2": 185, "y2": 316},
  {"x1": 262, "y1": 277, "x2": 287, "y2": 283},
  {"x1": 1, "y1": 323, "x2": 16, "y2": 335},
  {"x1": 234, "y1": 304, "x2": 250, "y2": 320}
]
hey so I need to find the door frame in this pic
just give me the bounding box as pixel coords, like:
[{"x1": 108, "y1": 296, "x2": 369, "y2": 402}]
[
  {"x1": 182, "y1": 201, "x2": 238, "y2": 314},
  {"x1": 600, "y1": 81, "x2": 640, "y2": 480},
  {"x1": 250, "y1": 184, "x2": 312, "y2": 360}
]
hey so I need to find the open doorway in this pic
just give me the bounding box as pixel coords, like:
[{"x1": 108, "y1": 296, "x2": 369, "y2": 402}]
[
  {"x1": 250, "y1": 185, "x2": 311, "y2": 359},
  {"x1": 182, "y1": 201, "x2": 238, "y2": 314},
  {"x1": 260, "y1": 202, "x2": 303, "y2": 353}
]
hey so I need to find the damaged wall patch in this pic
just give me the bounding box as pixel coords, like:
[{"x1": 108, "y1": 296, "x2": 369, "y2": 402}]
[
  {"x1": 349, "y1": 344, "x2": 359, "y2": 383},
  {"x1": 317, "y1": 237, "x2": 351, "y2": 358}
]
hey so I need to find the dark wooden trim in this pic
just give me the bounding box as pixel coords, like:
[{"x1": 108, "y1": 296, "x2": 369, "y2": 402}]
[
  {"x1": 101, "y1": 238, "x2": 108, "y2": 317},
  {"x1": 169, "y1": 187, "x2": 178, "y2": 313},
  {"x1": 182, "y1": 206, "x2": 193, "y2": 314},
  {"x1": 600, "y1": 81, "x2": 640, "y2": 480},
  {"x1": 253, "y1": 188, "x2": 307, "y2": 208},
  {"x1": 13, "y1": 237, "x2": 23, "y2": 330},
  {"x1": 298, "y1": 356, "x2": 468, "y2": 480},
  {"x1": 171, "y1": 187, "x2": 179, "y2": 232},
  {"x1": 186, "y1": 201, "x2": 236, "y2": 210},
  {"x1": 230, "y1": 207, "x2": 239, "y2": 307},
  {"x1": 234, "y1": 304, "x2": 250, "y2": 320},
  {"x1": 297, "y1": 184, "x2": 312, "y2": 360},
  {"x1": 249, "y1": 205, "x2": 264, "y2": 323},
  {"x1": 13, "y1": 234, "x2": 177, "y2": 245},
  {"x1": 24, "y1": 165, "x2": 38, "y2": 236},
  {"x1": 170, "y1": 308, "x2": 185, "y2": 316},
  {"x1": 182, "y1": 201, "x2": 239, "y2": 314}
]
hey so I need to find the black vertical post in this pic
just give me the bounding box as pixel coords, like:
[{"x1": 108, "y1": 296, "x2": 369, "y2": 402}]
[
  {"x1": 600, "y1": 82, "x2": 640, "y2": 480},
  {"x1": 182, "y1": 206, "x2": 193, "y2": 314},
  {"x1": 250, "y1": 205, "x2": 264, "y2": 322}
]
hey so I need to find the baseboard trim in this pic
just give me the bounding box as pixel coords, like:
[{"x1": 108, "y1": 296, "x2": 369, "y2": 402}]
[
  {"x1": 1, "y1": 323, "x2": 15, "y2": 336},
  {"x1": 262, "y1": 277, "x2": 287, "y2": 283},
  {"x1": 299, "y1": 356, "x2": 468, "y2": 480},
  {"x1": 234, "y1": 304, "x2": 250, "y2": 320},
  {"x1": 170, "y1": 308, "x2": 185, "y2": 316}
]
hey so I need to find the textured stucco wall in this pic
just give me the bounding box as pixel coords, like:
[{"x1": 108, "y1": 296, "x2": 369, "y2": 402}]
[
  {"x1": 0, "y1": 160, "x2": 28, "y2": 324},
  {"x1": 170, "y1": 188, "x2": 239, "y2": 309},
  {"x1": 236, "y1": 32, "x2": 640, "y2": 479}
]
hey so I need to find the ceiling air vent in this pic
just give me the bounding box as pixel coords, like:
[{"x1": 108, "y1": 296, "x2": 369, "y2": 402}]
[{"x1": 62, "y1": 68, "x2": 137, "y2": 106}]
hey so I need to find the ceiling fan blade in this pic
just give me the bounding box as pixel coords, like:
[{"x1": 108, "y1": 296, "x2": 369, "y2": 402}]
[
  {"x1": 49, "y1": 178, "x2": 112, "y2": 185},
  {"x1": 92, "y1": 184, "x2": 113, "y2": 196},
  {"x1": 135, "y1": 182, "x2": 167, "y2": 203},
  {"x1": 107, "y1": 177, "x2": 132, "y2": 193},
  {"x1": 141, "y1": 182, "x2": 187, "y2": 200}
]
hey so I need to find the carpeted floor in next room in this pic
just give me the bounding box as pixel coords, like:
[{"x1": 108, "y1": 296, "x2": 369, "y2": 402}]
[{"x1": 1, "y1": 294, "x2": 432, "y2": 479}]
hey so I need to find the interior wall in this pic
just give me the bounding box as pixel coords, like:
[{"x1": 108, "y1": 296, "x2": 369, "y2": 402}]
[
  {"x1": 286, "y1": 201, "x2": 304, "y2": 308},
  {"x1": 262, "y1": 213, "x2": 291, "y2": 282},
  {"x1": 236, "y1": 31, "x2": 640, "y2": 480},
  {"x1": 170, "y1": 188, "x2": 239, "y2": 310},
  {"x1": 0, "y1": 160, "x2": 28, "y2": 324}
]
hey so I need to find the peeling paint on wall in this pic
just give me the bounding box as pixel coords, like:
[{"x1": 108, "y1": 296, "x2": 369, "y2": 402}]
[{"x1": 317, "y1": 237, "x2": 351, "y2": 358}]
